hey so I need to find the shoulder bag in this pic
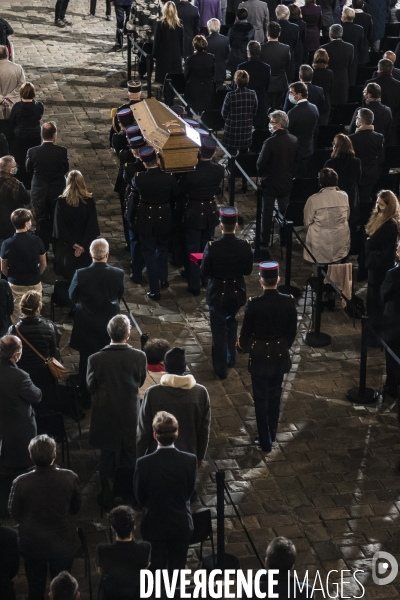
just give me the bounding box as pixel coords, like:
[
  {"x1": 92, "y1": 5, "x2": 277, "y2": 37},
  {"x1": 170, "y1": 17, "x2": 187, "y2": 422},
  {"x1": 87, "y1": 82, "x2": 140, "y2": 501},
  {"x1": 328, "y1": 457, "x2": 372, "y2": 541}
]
[{"x1": 15, "y1": 326, "x2": 65, "y2": 380}]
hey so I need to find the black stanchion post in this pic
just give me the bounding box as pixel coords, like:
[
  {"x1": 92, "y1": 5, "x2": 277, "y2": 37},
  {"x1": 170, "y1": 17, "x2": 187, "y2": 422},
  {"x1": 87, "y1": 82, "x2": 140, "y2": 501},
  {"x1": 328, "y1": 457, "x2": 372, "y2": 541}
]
[
  {"x1": 277, "y1": 220, "x2": 301, "y2": 298},
  {"x1": 202, "y1": 471, "x2": 239, "y2": 571},
  {"x1": 127, "y1": 35, "x2": 132, "y2": 83},
  {"x1": 254, "y1": 188, "x2": 262, "y2": 261},
  {"x1": 347, "y1": 315, "x2": 378, "y2": 404},
  {"x1": 146, "y1": 54, "x2": 152, "y2": 98},
  {"x1": 303, "y1": 266, "x2": 331, "y2": 348},
  {"x1": 229, "y1": 155, "x2": 236, "y2": 207}
]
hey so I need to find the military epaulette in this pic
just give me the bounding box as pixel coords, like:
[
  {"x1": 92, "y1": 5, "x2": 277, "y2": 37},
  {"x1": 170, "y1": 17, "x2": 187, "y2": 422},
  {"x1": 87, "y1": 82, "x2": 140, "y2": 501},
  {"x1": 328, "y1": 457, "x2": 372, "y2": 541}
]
[
  {"x1": 291, "y1": 295, "x2": 294, "y2": 300},
  {"x1": 209, "y1": 242, "x2": 212, "y2": 246},
  {"x1": 124, "y1": 163, "x2": 128, "y2": 167},
  {"x1": 110, "y1": 107, "x2": 117, "y2": 119},
  {"x1": 249, "y1": 297, "x2": 252, "y2": 301}
]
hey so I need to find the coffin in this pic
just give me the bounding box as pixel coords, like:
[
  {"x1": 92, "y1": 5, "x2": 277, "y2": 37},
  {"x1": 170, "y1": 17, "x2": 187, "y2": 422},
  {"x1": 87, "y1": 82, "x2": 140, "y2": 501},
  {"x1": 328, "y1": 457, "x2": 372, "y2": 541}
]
[{"x1": 131, "y1": 98, "x2": 201, "y2": 172}]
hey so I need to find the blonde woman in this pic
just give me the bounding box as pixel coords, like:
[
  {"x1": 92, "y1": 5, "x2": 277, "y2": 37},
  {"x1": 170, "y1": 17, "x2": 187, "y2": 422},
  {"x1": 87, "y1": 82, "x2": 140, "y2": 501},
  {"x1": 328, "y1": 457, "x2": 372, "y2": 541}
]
[
  {"x1": 365, "y1": 190, "x2": 400, "y2": 346},
  {"x1": 53, "y1": 170, "x2": 100, "y2": 280},
  {"x1": 152, "y1": 1, "x2": 183, "y2": 84}
]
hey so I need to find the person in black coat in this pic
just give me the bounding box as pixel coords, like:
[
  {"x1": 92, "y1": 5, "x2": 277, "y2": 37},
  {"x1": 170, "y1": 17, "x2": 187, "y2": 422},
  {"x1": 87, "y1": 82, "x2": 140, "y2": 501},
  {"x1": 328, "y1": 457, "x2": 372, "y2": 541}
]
[
  {"x1": 341, "y1": 7, "x2": 364, "y2": 87},
  {"x1": 237, "y1": 40, "x2": 271, "y2": 128},
  {"x1": 179, "y1": 137, "x2": 224, "y2": 295},
  {"x1": 366, "y1": 59, "x2": 400, "y2": 144},
  {"x1": 372, "y1": 51, "x2": 400, "y2": 81},
  {"x1": 134, "y1": 411, "x2": 197, "y2": 574},
  {"x1": 200, "y1": 207, "x2": 253, "y2": 379},
  {"x1": 324, "y1": 133, "x2": 362, "y2": 225},
  {"x1": 349, "y1": 83, "x2": 393, "y2": 147},
  {"x1": 0, "y1": 279, "x2": 13, "y2": 336},
  {"x1": 365, "y1": 191, "x2": 400, "y2": 346},
  {"x1": 261, "y1": 21, "x2": 291, "y2": 110},
  {"x1": 0, "y1": 155, "x2": 29, "y2": 245},
  {"x1": 96, "y1": 506, "x2": 151, "y2": 600},
  {"x1": 283, "y1": 63, "x2": 325, "y2": 115},
  {"x1": 53, "y1": 170, "x2": 100, "y2": 281},
  {"x1": 25, "y1": 122, "x2": 69, "y2": 249},
  {"x1": 352, "y1": 0, "x2": 373, "y2": 66},
  {"x1": 206, "y1": 20, "x2": 230, "y2": 89},
  {"x1": 0, "y1": 335, "x2": 42, "y2": 471},
  {"x1": 87, "y1": 315, "x2": 147, "y2": 506},
  {"x1": 321, "y1": 24, "x2": 354, "y2": 105},
  {"x1": 287, "y1": 81, "x2": 319, "y2": 176},
  {"x1": 227, "y1": 8, "x2": 255, "y2": 72},
  {"x1": 312, "y1": 48, "x2": 333, "y2": 125},
  {"x1": 129, "y1": 146, "x2": 180, "y2": 301},
  {"x1": 349, "y1": 107, "x2": 384, "y2": 205},
  {"x1": 177, "y1": 0, "x2": 200, "y2": 57},
  {"x1": 68, "y1": 239, "x2": 124, "y2": 406},
  {"x1": 184, "y1": 34, "x2": 215, "y2": 113},
  {"x1": 9, "y1": 82, "x2": 43, "y2": 190},
  {"x1": 276, "y1": 4, "x2": 299, "y2": 84},
  {"x1": 8, "y1": 434, "x2": 81, "y2": 600},
  {"x1": 152, "y1": 2, "x2": 184, "y2": 84},
  {"x1": 257, "y1": 109, "x2": 299, "y2": 246},
  {"x1": 8, "y1": 290, "x2": 60, "y2": 415},
  {"x1": 0, "y1": 525, "x2": 19, "y2": 600},
  {"x1": 381, "y1": 251, "x2": 400, "y2": 398},
  {"x1": 289, "y1": 4, "x2": 306, "y2": 79}
]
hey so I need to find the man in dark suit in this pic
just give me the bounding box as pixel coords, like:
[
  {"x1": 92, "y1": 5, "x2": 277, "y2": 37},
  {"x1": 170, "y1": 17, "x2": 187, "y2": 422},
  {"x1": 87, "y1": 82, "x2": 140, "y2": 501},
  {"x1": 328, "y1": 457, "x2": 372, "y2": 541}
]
[
  {"x1": 206, "y1": 18, "x2": 230, "y2": 89},
  {"x1": 349, "y1": 83, "x2": 393, "y2": 146},
  {"x1": 283, "y1": 64, "x2": 325, "y2": 115},
  {"x1": 349, "y1": 107, "x2": 384, "y2": 204},
  {"x1": 352, "y1": 0, "x2": 373, "y2": 65},
  {"x1": 69, "y1": 238, "x2": 124, "y2": 407},
  {"x1": 321, "y1": 24, "x2": 354, "y2": 105},
  {"x1": 372, "y1": 51, "x2": 400, "y2": 81},
  {"x1": 276, "y1": 4, "x2": 298, "y2": 84},
  {"x1": 367, "y1": 58, "x2": 400, "y2": 143},
  {"x1": 261, "y1": 21, "x2": 291, "y2": 110},
  {"x1": 0, "y1": 335, "x2": 41, "y2": 471},
  {"x1": 257, "y1": 110, "x2": 298, "y2": 246},
  {"x1": 287, "y1": 81, "x2": 319, "y2": 177},
  {"x1": 134, "y1": 411, "x2": 197, "y2": 574},
  {"x1": 177, "y1": 0, "x2": 200, "y2": 58},
  {"x1": 25, "y1": 122, "x2": 69, "y2": 248},
  {"x1": 341, "y1": 6, "x2": 364, "y2": 86},
  {"x1": 87, "y1": 315, "x2": 147, "y2": 506},
  {"x1": 238, "y1": 40, "x2": 270, "y2": 128}
]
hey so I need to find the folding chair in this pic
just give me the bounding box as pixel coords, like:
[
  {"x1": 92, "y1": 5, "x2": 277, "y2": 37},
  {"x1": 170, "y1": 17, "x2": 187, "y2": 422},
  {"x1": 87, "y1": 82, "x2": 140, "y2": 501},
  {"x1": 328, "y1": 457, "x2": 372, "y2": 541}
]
[
  {"x1": 290, "y1": 177, "x2": 319, "y2": 203},
  {"x1": 379, "y1": 145, "x2": 400, "y2": 195},
  {"x1": 317, "y1": 125, "x2": 345, "y2": 150},
  {"x1": 200, "y1": 109, "x2": 225, "y2": 134},
  {"x1": 162, "y1": 73, "x2": 185, "y2": 105},
  {"x1": 36, "y1": 413, "x2": 70, "y2": 469},
  {"x1": 76, "y1": 527, "x2": 93, "y2": 600},
  {"x1": 250, "y1": 128, "x2": 270, "y2": 153},
  {"x1": 348, "y1": 85, "x2": 364, "y2": 106},
  {"x1": 385, "y1": 23, "x2": 400, "y2": 38},
  {"x1": 330, "y1": 103, "x2": 359, "y2": 126},
  {"x1": 315, "y1": 148, "x2": 333, "y2": 173},
  {"x1": 356, "y1": 66, "x2": 376, "y2": 86},
  {"x1": 382, "y1": 36, "x2": 400, "y2": 53},
  {"x1": 214, "y1": 88, "x2": 228, "y2": 110},
  {"x1": 51, "y1": 281, "x2": 74, "y2": 322},
  {"x1": 189, "y1": 509, "x2": 216, "y2": 563}
]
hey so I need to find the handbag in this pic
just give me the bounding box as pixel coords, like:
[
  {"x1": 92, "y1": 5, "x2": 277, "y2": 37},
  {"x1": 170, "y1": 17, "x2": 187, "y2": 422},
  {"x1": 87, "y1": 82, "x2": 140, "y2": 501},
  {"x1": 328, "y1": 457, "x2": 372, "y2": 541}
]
[{"x1": 15, "y1": 326, "x2": 65, "y2": 380}]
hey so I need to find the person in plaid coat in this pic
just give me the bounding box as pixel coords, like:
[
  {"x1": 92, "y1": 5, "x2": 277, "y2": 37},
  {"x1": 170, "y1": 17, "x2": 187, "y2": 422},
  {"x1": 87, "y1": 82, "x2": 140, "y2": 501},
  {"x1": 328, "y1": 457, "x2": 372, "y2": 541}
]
[{"x1": 221, "y1": 69, "x2": 258, "y2": 154}]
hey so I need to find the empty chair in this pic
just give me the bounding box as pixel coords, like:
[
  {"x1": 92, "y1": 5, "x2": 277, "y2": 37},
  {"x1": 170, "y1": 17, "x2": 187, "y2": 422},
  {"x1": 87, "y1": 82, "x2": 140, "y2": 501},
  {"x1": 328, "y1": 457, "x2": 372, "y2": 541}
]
[
  {"x1": 384, "y1": 23, "x2": 400, "y2": 38},
  {"x1": 378, "y1": 145, "x2": 400, "y2": 194},
  {"x1": 200, "y1": 109, "x2": 225, "y2": 134},
  {"x1": 164, "y1": 73, "x2": 186, "y2": 106},
  {"x1": 348, "y1": 85, "x2": 364, "y2": 105},
  {"x1": 330, "y1": 103, "x2": 359, "y2": 126},
  {"x1": 214, "y1": 88, "x2": 228, "y2": 110},
  {"x1": 315, "y1": 148, "x2": 332, "y2": 172},
  {"x1": 382, "y1": 37, "x2": 400, "y2": 53},
  {"x1": 234, "y1": 153, "x2": 259, "y2": 179},
  {"x1": 317, "y1": 125, "x2": 345, "y2": 149},
  {"x1": 284, "y1": 200, "x2": 307, "y2": 227},
  {"x1": 250, "y1": 129, "x2": 270, "y2": 153},
  {"x1": 189, "y1": 509, "x2": 215, "y2": 563},
  {"x1": 289, "y1": 177, "x2": 319, "y2": 203},
  {"x1": 356, "y1": 66, "x2": 376, "y2": 86},
  {"x1": 36, "y1": 412, "x2": 70, "y2": 468}
]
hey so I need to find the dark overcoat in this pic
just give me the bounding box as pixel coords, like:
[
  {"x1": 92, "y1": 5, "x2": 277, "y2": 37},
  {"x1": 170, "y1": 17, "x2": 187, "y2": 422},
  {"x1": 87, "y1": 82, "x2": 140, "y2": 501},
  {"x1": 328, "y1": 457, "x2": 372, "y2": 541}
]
[
  {"x1": 68, "y1": 263, "x2": 124, "y2": 354},
  {"x1": 153, "y1": 21, "x2": 183, "y2": 83},
  {"x1": 206, "y1": 31, "x2": 230, "y2": 85},
  {"x1": 237, "y1": 57, "x2": 271, "y2": 128},
  {"x1": 87, "y1": 344, "x2": 147, "y2": 453},
  {"x1": 321, "y1": 39, "x2": 354, "y2": 105},
  {"x1": 184, "y1": 51, "x2": 215, "y2": 113},
  {"x1": 301, "y1": 3, "x2": 322, "y2": 52}
]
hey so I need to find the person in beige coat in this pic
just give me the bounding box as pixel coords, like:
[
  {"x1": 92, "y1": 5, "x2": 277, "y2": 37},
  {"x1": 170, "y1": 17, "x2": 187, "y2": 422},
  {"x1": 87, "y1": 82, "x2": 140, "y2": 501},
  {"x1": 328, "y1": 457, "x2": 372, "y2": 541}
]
[
  {"x1": 0, "y1": 46, "x2": 26, "y2": 120},
  {"x1": 303, "y1": 167, "x2": 350, "y2": 265}
]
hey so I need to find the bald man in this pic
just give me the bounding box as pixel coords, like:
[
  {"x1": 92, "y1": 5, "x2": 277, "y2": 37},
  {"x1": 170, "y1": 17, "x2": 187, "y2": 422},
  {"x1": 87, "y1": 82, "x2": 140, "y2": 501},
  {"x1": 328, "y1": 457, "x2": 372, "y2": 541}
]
[{"x1": 373, "y1": 51, "x2": 400, "y2": 81}]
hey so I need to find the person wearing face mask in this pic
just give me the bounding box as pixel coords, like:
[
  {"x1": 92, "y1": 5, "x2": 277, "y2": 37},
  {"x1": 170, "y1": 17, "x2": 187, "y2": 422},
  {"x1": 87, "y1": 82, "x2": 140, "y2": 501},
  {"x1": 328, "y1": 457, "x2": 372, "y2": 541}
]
[
  {"x1": 0, "y1": 155, "x2": 30, "y2": 247},
  {"x1": 381, "y1": 241, "x2": 400, "y2": 399},
  {"x1": 365, "y1": 190, "x2": 400, "y2": 347},
  {"x1": 287, "y1": 81, "x2": 319, "y2": 177},
  {"x1": 256, "y1": 110, "x2": 299, "y2": 248},
  {"x1": 0, "y1": 334, "x2": 42, "y2": 472}
]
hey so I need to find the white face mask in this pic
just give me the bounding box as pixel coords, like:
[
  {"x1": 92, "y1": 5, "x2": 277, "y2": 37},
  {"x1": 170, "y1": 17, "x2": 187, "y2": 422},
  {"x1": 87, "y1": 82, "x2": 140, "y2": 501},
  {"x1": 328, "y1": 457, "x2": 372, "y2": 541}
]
[
  {"x1": 288, "y1": 94, "x2": 297, "y2": 104},
  {"x1": 268, "y1": 123, "x2": 276, "y2": 134}
]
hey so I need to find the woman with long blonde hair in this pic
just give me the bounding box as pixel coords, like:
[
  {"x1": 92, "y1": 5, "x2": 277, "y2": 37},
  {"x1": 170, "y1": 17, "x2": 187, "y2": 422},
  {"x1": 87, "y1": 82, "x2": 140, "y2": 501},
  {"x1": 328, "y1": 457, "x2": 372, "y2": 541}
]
[
  {"x1": 364, "y1": 190, "x2": 400, "y2": 346},
  {"x1": 152, "y1": 1, "x2": 183, "y2": 84},
  {"x1": 53, "y1": 170, "x2": 100, "y2": 280}
]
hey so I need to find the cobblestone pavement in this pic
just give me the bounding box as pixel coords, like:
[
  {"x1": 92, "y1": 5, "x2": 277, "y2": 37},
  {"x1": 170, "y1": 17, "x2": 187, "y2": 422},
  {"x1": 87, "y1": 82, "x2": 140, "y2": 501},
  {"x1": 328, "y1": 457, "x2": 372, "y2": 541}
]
[{"x1": 2, "y1": 1, "x2": 400, "y2": 598}]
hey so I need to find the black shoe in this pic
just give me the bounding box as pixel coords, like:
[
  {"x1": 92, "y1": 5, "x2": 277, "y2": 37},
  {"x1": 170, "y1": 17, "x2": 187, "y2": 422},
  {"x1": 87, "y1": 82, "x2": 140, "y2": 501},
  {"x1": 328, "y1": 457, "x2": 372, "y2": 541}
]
[
  {"x1": 241, "y1": 183, "x2": 248, "y2": 193},
  {"x1": 254, "y1": 437, "x2": 271, "y2": 452},
  {"x1": 62, "y1": 18, "x2": 72, "y2": 25},
  {"x1": 324, "y1": 299, "x2": 335, "y2": 312},
  {"x1": 187, "y1": 287, "x2": 200, "y2": 296},
  {"x1": 227, "y1": 360, "x2": 236, "y2": 368},
  {"x1": 161, "y1": 281, "x2": 169, "y2": 289},
  {"x1": 54, "y1": 19, "x2": 66, "y2": 27},
  {"x1": 180, "y1": 269, "x2": 189, "y2": 279},
  {"x1": 214, "y1": 370, "x2": 227, "y2": 380},
  {"x1": 130, "y1": 274, "x2": 142, "y2": 284},
  {"x1": 147, "y1": 291, "x2": 161, "y2": 301},
  {"x1": 110, "y1": 44, "x2": 122, "y2": 52}
]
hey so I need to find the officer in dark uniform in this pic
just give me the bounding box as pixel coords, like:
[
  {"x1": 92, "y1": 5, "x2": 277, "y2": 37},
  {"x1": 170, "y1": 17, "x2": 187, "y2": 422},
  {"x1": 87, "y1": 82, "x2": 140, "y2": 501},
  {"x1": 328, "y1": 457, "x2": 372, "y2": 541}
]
[
  {"x1": 130, "y1": 145, "x2": 180, "y2": 301},
  {"x1": 179, "y1": 136, "x2": 224, "y2": 295},
  {"x1": 200, "y1": 207, "x2": 254, "y2": 380},
  {"x1": 237, "y1": 262, "x2": 297, "y2": 452},
  {"x1": 124, "y1": 135, "x2": 146, "y2": 283},
  {"x1": 109, "y1": 79, "x2": 143, "y2": 144},
  {"x1": 112, "y1": 113, "x2": 136, "y2": 249}
]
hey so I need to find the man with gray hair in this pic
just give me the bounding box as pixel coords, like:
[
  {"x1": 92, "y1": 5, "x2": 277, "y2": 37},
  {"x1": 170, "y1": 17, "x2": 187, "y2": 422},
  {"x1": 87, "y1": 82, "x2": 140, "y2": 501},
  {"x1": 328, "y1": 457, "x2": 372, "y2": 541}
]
[
  {"x1": 87, "y1": 314, "x2": 146, "y2": 506},
  {"x1": 69, "y1": 238, "x2": 124, "y2": 407},
  {"x1": 341, "y1": 6, "x2": 364, "y2": 86},
  {"x1": 256, "y1": 110, "x2": 299, "y2": 247},
  {"x1": 321, "y1": 24, "x2": 354, "y2": 104},
  {"x1": 206, "y1": 19, "x2": 230, "y2": 89},
  {"x1": 349, "y1": 108, "x2": 384, "y2": 206},
  {"x1": 349, "y1": 83, "x2": 393, "y2": 146}
]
